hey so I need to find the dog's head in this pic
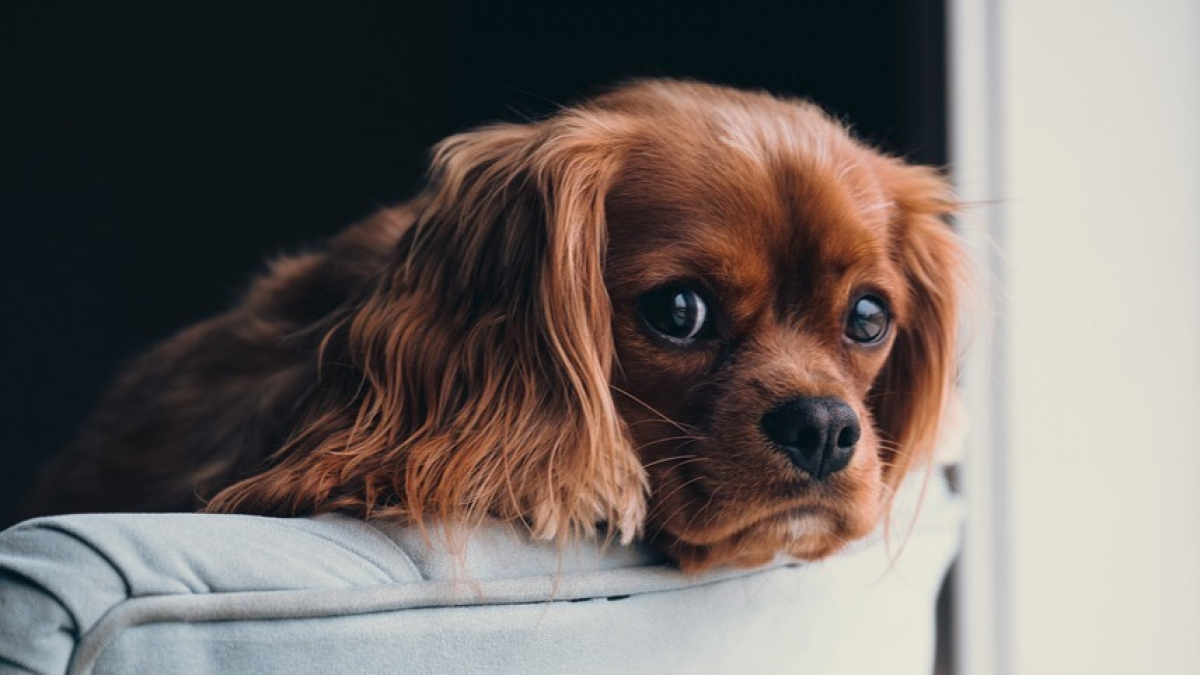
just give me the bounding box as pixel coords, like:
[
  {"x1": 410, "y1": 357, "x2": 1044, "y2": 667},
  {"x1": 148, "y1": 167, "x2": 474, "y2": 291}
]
[{"x1": 209, "y1": 79, "x2": 963, "y2": 572}]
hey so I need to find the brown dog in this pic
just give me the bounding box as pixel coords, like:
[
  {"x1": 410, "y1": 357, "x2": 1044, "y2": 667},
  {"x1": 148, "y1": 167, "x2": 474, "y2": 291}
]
[{"x1": 22, "y1": 80, "x2": 963, "y2": 572}]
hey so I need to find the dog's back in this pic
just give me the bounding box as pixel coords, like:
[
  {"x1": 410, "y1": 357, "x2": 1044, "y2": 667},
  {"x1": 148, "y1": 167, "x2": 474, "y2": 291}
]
[{"x1": 16, "y1": 207, "x2": 415, "y2": 521}]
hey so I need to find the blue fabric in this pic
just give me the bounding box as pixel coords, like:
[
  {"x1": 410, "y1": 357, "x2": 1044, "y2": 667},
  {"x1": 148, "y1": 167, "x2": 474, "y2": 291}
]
[{"x1": 0, "y1": 477, "x2": 961, "y2": 675}]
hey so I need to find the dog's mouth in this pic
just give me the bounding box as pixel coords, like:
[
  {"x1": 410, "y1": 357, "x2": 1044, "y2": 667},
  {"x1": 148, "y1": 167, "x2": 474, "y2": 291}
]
[
  {"x1": 645, "y1": 456, "x2": 883, "y2": 571},
  {"x1": 651, "y1": 503, "x2": 862, "y2": 571},
  {"x1": 658, "y1": 499, "x2": 845, "y2": 545}
]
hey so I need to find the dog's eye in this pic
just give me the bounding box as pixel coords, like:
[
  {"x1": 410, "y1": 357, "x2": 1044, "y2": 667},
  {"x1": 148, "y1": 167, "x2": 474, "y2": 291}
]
[
  {"x1": 845, "y1": 295, "x2": 890, "y2": 344},
  {"x1": 639, "y1": 287, "x2": 715, "y2": 343}
]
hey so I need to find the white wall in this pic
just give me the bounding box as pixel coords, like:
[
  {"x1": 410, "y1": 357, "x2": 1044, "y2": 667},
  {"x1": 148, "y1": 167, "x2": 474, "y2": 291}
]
[{"x1": 952, "y1": 1, "x2": 1200, "y2": 674}]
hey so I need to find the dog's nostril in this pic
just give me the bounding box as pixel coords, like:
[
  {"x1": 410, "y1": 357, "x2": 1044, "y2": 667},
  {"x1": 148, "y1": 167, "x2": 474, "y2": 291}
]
[
  {"x1": 761, "y1": 397, "x2": 860, "y2": 481},
  {"x1": 836, "y1": 425, "x2": 860, "y2": 449},
  {"x1": 762, "y1": 408, "x2": 799, "y2": 448}
]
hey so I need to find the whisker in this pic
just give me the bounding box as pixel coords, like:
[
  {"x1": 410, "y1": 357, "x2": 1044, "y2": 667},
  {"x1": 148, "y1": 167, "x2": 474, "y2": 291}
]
[
  {"x1": 652, "y1": 475, "x2": 709, "y2": 518},
  {"x1": 687, "y1": 484, "x2": 725, "y2": 533},
  {"x1": 635, "y1": 435, "x2": 706, "y2": 450},
  {"x1": 625, "y1": 417, "x2": 703, "y2": 431},
  {"x1": 610, "y1": 385, "x2": 700, "y2": 435},
  {"x1": 646, "y1": 476, "x2": 712, "y2": 541},
  {"x1": 641, "y1": 456, "x2": 710, "y2": 472},
  {"x1": 655, "y1": 480, "x2": 713, "y2": 534}
]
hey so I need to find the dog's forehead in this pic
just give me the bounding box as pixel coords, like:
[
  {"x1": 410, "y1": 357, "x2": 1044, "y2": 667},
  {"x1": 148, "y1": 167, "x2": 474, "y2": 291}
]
[{"x1": 605, "y1": 107, "x2": 898, "y2": 295}]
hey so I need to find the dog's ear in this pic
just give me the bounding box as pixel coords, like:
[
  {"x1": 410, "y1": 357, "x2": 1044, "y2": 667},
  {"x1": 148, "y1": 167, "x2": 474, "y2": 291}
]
[
  {"x1": 208, "y1": 117, "x2": 648, "y2": 543},
  {"x1": 869, "y1": 159, "x2": 964, "y2": 491}
]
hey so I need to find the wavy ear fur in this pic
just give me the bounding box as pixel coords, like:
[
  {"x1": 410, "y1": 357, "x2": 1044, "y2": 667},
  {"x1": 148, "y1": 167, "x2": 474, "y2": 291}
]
[
  {"x1": 207, "y1": 116, "x2": 648, "y2": 543},
  {"x1": 870, "y1": 159, "x2": 964, "y2": 491}
]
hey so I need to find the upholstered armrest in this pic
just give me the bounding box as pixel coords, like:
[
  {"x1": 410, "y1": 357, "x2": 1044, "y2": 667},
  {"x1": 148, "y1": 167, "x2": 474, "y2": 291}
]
[{"x1": 0, "y1": 477, "x2": 960, "y2": 675}]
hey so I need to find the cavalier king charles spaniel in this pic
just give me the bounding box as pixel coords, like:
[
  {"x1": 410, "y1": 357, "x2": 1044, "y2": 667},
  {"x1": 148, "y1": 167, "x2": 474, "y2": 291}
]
[{"x1": 22, "y1": 79, "x2": 963, "y2": 572}]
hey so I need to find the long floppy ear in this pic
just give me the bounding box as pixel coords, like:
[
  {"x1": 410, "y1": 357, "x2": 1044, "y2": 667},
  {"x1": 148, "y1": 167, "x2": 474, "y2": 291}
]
[
  {"x1": 870, "y1": 159, "x2": 965, "y2": 491},
  {"x1": 207, "y1": 116, "x2": 648, "y2": 543}
]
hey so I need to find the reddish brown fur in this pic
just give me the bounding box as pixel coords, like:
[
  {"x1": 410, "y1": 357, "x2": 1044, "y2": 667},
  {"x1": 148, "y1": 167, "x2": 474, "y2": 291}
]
[{"x1": 20, "y1": 80, "x2": 963, "y2": 572}]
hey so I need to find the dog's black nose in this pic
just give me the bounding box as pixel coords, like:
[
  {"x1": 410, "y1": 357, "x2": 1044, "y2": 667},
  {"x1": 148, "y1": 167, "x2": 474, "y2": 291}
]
[{"x1": 760, "y1": 397, "x2": 860, "y2": 481}]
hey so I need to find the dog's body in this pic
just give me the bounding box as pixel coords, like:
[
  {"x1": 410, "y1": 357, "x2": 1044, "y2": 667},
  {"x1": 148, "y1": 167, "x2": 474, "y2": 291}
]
[
  {"x1": 23, "y1": 80, "x2": 963, "y2": 571},
  {"x1": 23, "y1": 206, "x2": 419, "y2": 518}
]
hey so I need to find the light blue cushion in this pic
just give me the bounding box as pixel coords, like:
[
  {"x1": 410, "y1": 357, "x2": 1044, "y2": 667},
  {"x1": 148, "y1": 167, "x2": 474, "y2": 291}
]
[{"x1": 0, "y1": 476, "x2": 961, "y2": 675}]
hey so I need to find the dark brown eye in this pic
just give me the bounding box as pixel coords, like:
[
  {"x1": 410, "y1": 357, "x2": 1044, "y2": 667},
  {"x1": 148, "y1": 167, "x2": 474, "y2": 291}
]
[
  {"x1": 845, "y1": 295, "x2": 890, "y2": 344},
  {"x1": 639, "y1": 286, "x2": 715, "y2": 343}
]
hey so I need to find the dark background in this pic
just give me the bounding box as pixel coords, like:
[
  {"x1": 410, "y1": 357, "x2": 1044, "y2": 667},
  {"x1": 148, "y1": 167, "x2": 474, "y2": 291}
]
[{"x1": 0, "y1": 0, "x2": 946, "y2": 521}]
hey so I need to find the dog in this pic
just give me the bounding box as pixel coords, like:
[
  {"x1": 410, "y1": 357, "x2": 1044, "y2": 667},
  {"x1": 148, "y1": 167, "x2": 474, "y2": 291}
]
[{"x1": 21, "y1": 79, "x2": 963, "y2": 572}]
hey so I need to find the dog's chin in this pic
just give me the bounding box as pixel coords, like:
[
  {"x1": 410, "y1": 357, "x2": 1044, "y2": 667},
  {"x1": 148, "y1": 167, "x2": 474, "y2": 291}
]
[{"x1": 654, "y1": 498, "x2": 883, "y2": 573}]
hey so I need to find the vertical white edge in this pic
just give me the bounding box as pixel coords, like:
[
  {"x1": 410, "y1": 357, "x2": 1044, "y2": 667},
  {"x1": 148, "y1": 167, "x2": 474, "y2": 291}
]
[{"x1": 948, "y1": 1, "x2": 1009, "y2": 674}]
